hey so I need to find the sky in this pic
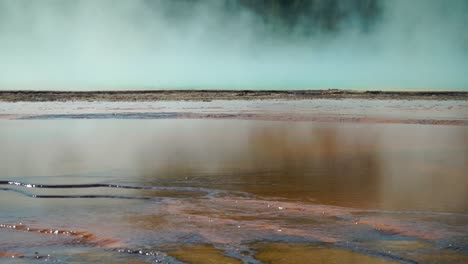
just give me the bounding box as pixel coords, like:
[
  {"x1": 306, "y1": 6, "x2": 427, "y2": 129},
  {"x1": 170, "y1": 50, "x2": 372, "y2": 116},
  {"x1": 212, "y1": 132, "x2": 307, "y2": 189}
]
[{"x1": 0, "y1": 0, "x2": 467, "y2": 91}]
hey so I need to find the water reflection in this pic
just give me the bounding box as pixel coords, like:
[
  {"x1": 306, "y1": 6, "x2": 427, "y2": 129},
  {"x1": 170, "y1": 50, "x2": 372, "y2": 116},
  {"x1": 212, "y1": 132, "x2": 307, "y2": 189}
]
[
  {"x1": 0, "y1": 119, "x2": 467, "y2": 263},
  {"x1": 239, "y1": 125, "x2": 382, "y2": 208},
  {"x1": 0, "y1": 120, "x2": 467, "y2": 213}
]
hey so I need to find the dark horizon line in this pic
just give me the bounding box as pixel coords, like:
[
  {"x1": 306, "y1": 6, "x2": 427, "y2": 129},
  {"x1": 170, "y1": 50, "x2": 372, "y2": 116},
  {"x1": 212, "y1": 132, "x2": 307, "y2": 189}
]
[
  {"x1": 1, "y1": 89, "x2": 467, "y2": 101},
  {"x1": 1, "y1": 89, "x2": 467, "y2": 93}
]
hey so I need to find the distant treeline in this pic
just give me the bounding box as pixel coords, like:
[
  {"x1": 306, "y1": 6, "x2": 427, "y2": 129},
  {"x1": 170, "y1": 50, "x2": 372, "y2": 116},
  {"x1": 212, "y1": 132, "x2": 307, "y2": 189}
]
[
  {"x1": 239, "y1": 0, "x2": 380, "y2": 31},
  {"x1": 169, "y1": 0, "x2": 381, "y2": 33}
]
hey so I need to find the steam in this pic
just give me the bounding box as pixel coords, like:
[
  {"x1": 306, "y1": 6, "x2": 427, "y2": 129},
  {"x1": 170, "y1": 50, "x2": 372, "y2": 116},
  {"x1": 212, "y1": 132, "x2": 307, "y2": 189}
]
[{"x1": 0, "y1": 0, "x2": 467, "y2": 90}]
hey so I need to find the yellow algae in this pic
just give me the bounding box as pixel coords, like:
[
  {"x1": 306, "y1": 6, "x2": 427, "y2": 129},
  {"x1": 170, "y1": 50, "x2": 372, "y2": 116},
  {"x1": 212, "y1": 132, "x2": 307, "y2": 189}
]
[
  {"x1": 367, "y1": 239, "x2": 432, "y2": 251},
  {"x1": 404, "y1": 249, "x2": 468, "y2": 264},
  {"x1": 167, "y1": 244, "x2": 242, "y2": 264},
  {"x1": 254, "y1": 243, "x2": 397, "y2": 264}
]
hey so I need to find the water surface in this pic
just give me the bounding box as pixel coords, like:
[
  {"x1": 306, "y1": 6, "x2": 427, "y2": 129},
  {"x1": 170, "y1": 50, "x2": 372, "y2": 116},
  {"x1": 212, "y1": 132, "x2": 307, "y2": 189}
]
[{"x1": 0, "y1": 119, "x2": 467, "y2": 263}]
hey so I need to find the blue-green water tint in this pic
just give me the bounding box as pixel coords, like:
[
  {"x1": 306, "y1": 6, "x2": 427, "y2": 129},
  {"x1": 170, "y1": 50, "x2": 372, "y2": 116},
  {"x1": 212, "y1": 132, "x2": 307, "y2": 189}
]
[{"x1": 0, "y1": 119, "x2": 467, "y2": 263}]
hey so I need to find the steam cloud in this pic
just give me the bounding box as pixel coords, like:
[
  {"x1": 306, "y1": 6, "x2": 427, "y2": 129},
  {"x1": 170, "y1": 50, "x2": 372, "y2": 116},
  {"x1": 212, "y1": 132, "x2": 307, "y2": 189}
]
[{"x1": 0, "y1": 0, "x2": 467, "y2": 90}]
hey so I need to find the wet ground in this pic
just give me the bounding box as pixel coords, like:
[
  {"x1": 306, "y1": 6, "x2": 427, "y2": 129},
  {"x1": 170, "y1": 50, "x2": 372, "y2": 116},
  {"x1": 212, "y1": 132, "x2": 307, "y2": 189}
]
[
  {"x1": 1, "y1": 99, "x2": 467, "y2": 125},
  {"x1": 0, "y1": 99, "x2": 467, "y2": 263}
]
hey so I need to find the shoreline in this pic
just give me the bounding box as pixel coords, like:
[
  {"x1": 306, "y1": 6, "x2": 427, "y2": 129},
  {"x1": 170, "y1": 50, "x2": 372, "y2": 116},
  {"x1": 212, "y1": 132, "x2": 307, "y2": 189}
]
[
  {"x1": 1, "y1": 99, "x2": 467, "y2": 125},
  {"x1": 1, "y1": 89, "x2": 468, "y2": 102}
]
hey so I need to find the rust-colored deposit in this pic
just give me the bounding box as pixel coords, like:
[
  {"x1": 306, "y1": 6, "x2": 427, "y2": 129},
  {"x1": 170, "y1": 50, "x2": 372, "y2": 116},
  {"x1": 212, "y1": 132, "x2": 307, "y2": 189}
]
[{"x1": 0, "y1": 223, "x2": 120, "y2": 248}]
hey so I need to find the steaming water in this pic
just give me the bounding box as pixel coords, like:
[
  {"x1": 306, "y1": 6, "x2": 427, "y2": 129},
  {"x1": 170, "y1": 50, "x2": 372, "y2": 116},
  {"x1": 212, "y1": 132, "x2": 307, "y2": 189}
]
[
  {"x1": 0, "y1": 119, "x2": 467, "y2": 263},
  {"x1": 0, "y1": 0, "x2": 467, "y2": 90}
]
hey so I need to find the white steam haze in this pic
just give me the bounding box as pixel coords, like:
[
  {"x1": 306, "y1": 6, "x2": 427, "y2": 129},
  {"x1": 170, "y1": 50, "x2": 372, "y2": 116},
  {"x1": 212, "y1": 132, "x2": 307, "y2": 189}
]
[{"x1": 0, "y1": 0, "x2": 467, "y2": 91}]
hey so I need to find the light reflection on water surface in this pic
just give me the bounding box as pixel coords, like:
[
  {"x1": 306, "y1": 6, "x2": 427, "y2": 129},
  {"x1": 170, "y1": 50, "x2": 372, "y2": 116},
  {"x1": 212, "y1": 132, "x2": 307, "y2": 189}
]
[{"x1": 0, "y1": 119, "x2": 467, "y2": 263}]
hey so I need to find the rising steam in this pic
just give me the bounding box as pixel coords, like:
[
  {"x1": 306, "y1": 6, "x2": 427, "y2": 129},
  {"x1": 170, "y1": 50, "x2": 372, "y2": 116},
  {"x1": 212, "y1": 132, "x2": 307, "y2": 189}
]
[{"x1": 0, "y1": 0, "x2": 467, "y2": 90}]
